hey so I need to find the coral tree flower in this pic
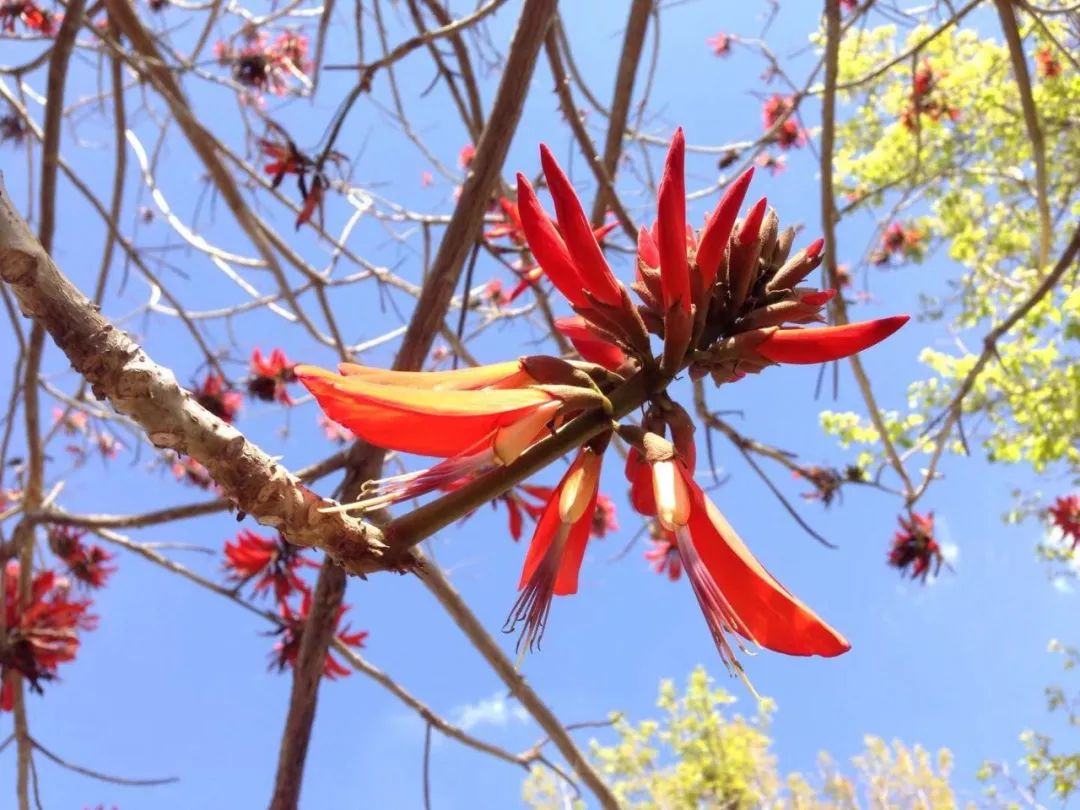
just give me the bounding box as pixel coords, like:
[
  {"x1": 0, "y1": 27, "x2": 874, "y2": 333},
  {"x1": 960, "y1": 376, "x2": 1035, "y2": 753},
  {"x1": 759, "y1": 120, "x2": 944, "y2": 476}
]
[
  {"x1": 193, "y1": 373, "x2": 242, "y2": 424},
  {"x1": 1, "y1": 561, "x2": 97, "y2": 711},
  {"x1": 271, "y1": 592, "x2": 368, "y2": 680},
  {"x1": 224, "y1": 529, "x2": 313, "y2": 602},
  {"x1": 506, "y1": 444, "x2": 606, "y2": 650},
  {"x1": 649, "y1": 454, "x2": 849, "y2": 676},
  {"x1": 1047, "y1": 495, "x2": 1079, "y2": 550},
  {"x1": 888, "y1": 512, "x2": 943, "y2": 582},
  {"x1": 47, "y1": 526, "x2": 116, "y2": 590},
  {"x1": 248, "y1": 348, "x2": 296, "y2": 405}
]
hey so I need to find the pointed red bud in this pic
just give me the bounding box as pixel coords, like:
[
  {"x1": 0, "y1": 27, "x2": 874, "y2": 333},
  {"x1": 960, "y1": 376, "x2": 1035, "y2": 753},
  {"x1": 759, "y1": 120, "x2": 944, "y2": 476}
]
[
  {"x1": 799, "y1": 289, "x2": 836, "y2": 307},
  {"x1": 737, "y1": 197, "x2": 768, "y2": 246},
  {"x1": 554, "y1": 316, "x2": 628, "y2": 372},
  {"x1": 656, "y1": 128, "x2": 692, "y2": 313},
  {"x1": 516, "y1": 173, "x2": 588, "y2": 309},
  {"x1": 539, "y1": 145, "x2": 623, "y2": 308},
  {"x1": 637, "y1": 225, "x2": 660, "y2": 268},
  {"x1": 756, "y1": 315, "x2": 909, "y2": 364},
  {"x1": 696, "y1": 167, "x2": 754, "y2": 290}
]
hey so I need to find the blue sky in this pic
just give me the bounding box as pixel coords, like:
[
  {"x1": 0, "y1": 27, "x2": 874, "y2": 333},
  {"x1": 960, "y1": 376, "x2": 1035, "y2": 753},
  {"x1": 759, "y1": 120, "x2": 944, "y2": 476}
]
[{"x1": 1, "y1": 1, "x2": 1075, "y2": 808}]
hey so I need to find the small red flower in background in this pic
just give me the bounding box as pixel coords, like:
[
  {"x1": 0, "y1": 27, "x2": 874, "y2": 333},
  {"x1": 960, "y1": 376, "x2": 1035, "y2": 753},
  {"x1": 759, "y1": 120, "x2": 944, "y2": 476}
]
[
  {"x1": 707, "y1": 32, "x2": 731, "y2": 57},
  {"x1": 318, "y1": 414, "x2": 352, "y2": 444},
  {"x1": 420, "y1": 170, "x2": 434, "y2": 187},
  {"x1": 215, "y1": 29, "x2": 310, "y2": 96},
  {"x1": 840, "y1": 0, "x2": 859, "y2": 11},
  {"x1": 754, "y1": 152, "x2": 786, "y2": 175},
  {"x1": 888, "y1": 512, "x2": 943, "y2": 582},
  {"x1": 1048, "y1": 495, "x2": 1079, "y2": 549},
  {"x1": 193, "y1": 373, "x2": 242, "y2": 424},
  {"x1": 901, "y1": 60, "x2": 960, "y2": 131},
  {"x1": 872, "y1": 221, "x2": 924, "y2": 265},
  {"x1": 1035, "y1": 47, "x2": 1062, "y2": 79},
  {"x1": 224, "y1": 530, "x2": 314, "y2": 602},
  {"x1": 96, "y1": 431, "x2": 122, "y2": 460},
  {"x1": 271, "y1": 593, "x2": 368, "y2": 679},
  {"x1": 644, "y1": 524, "x2": 681, "y2": 581},
  {"x1": 794, "y1": 465, "x2": 845, "y2": 507},
  {"x1": 762, "y1": 95, "x2": 806, "y2": 150},
  {"x1": 170, "y1": 453, "x2": 215, "y2": 489},
  {"x1": 248, "y1": 348, "x2": 296, "y2": 405},
  {"x1": 1, "y1": 112, "x2": 28, "y2": 146},
  {"x1": 1, "y1": 0, "x2": 58, "y2": 34},
  {"x1": 47, "y1": 526, "x2": 116, "y2": 590},
  {"x1": 458, "y1": 143, "x2": 476, "y2": 169},
  {"x1": 1, "y1": 561, "x2": 97, "y2": 711}
]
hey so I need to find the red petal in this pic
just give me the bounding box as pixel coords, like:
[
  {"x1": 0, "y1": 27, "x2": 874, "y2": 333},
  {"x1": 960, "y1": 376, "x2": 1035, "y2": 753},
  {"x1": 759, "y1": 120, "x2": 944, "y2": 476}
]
[
  {"x1": 696, "y1": 168, "x2": 754, "y2": 288},
  {"x1": 553, "y1": 489, "x2": 597, "y2": 595},
  {"x1": 538, "y1": 145, "x2": 623, "y2": 308},
  {"x1": 516, "y1": 173, "x2": 588, "y2": 309},
  {"x1": 683, "y1": 472, "x2": 850, "y2": 656},
  {"x1": 637, "y1": 225, "x2": 659, "y2": 268},
  {"x1": 625, "y1": 451, "x2": 657, "y2": 516},
  {"x1": 518, "y1": 490, "x2": 562, "y2": 588},
  {"x1": 295, "y1": 366, "x2": 553, "y2": 457},
  {"x1": 554, "y1": 316, "x2": 627, "y2": 372},
  {"x1": 756, "y1": 315, "x2": 909, "y2": 364},
  {"x1": 656, "y1": 128, "x2": 691, "y2": 312},
  {"x1": 737, "y1": 196, "x2": 768, "y2": 246}
]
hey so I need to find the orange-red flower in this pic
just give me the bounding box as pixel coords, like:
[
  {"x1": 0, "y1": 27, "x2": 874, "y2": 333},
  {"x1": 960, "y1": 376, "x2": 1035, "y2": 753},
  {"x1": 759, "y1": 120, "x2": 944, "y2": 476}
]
[
  {"x1": 554, "y1": 316, "x2": 628, "y2": 372},
  {"x1": 224, "y1": 530, "x2": 314, "y2": 602},
  {"x1": 1035, "y1": 47, "x2": 1062, "y2": 79},
  {"x1": 506, "y1": 446, "x2": 605, "y2": 649},
  {"x1": 644, "y1": 525, "x2": 681, "y2": 581},
  {"x1": 193, "y1": 373, "x2": 242, "y2": 424},
  {"x1": 1048, "y1": 495, "x2": 1079, "y2": 550},
  {"x1": 271, "y1": 592, "x2": 368, "y2": 680},
  {"x1": 888, "y1": 512, "x2": 943, "y2": 582},
  {"x1": 707, "y1": 32, "x2": 731, "y2": 57},
  {"x1": 1, "y1": 0, "x2": 58, "y2": 34},
  {"x1": 1, "y1": 561, "x2": 97, "y2": 711},
  {"x1": 249, "y1": 347, "x2": 296, "y2": 405},
  {"x1": 47, "y1": 526, "x2": 116, "y2": 590},
  {"x1": 650, "y1": 457, "x2": 849, "y2": 674}
]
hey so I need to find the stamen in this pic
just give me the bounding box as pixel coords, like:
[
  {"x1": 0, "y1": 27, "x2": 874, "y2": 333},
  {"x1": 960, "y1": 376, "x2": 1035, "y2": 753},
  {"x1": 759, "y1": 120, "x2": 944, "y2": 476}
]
[{"x1": 503, "y1": 524, "x2": 571, "y2": 652}]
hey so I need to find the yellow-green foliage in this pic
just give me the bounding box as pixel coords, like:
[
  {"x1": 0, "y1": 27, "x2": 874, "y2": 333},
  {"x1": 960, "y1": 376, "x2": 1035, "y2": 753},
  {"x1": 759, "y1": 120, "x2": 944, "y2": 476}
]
[
  {"x1": 523, "y1": 667, "x2": 970, "y2": 809},
  {"x1": 820, "y1": 16, "x2": 1079, "y2": 475}
]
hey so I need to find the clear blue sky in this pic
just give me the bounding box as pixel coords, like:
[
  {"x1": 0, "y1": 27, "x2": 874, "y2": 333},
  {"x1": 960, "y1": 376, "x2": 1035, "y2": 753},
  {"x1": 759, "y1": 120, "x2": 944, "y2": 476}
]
[{"x1": 2, "y1": 2, "x2": 1075, "y2": 808}]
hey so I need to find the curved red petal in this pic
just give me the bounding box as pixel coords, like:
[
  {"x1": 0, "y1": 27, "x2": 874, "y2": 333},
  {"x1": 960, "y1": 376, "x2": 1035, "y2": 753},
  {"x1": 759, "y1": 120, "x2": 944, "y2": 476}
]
[
  {"x1": 656, "y1": 128, "x2": 691, "y2": 312},
  {"x1": 516, "y1": 173, "x2": 589, "y2": 309},
  {"x1": 756, "y1": 315, "x2": 910, "y2": 364},
  {"x1": 538, "y1": 145, "x2": 623, "y2": 308},
  {"x1": 696, "y1": 167, "x2": 754, "y2": 288},
  {"x1": 683, "y1": 472, "x2": 850, "y2": 657},
  {"x1": 637, "y1": 225, "x2": 660, "y2": 268}
]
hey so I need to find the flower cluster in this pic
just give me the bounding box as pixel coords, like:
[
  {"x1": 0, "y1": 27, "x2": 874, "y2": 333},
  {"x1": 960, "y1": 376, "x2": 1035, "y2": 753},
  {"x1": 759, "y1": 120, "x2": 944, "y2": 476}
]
[
  {"x1": 248, "y1": 348, "x2": 296, "y2": 405},
  {"x1": 871, "y1": 221, "x2": 924, "y2": 265},
  {"x1": 1048, "y1": 495, "x2": 1079, "y2": 550},
  {"x1": 888, "y1": 512, "x2": 943, "y2": 582},
  {"x1": 1, "y1": 0, "x2": 58, "y2": 34},
  {"x1": 192, "y1": 372, "x2": 243, "y2": 424},
  {"x1": 1034, "y1": 47, "x2": 1062, "y2": 80},
  {"x1": 707, "y1": 32, "x2": 731, "y2": 57},
  {"x1": 51, "y1": 407, "x2": 123, "y2": 466},
  {"x1": 298, "y1": 128, "x2": 908, "y2": 679},
  {"x1": 214, "y1": 30, "x2": 311, "y2": 97},
  {"x1": 1, "y1": 561, "x2": 97, "y2": 711},
  {"x1": 762, "y1": 94, "x2": 806, "y2": 150},
  {"x1": 46, "y1": 526, "x2": 116, "y2": 590},
  {"x1": 900, "y1": 59, "x2": 959, "y2": 131},
  {"x1": 270, "y1": 594, "x2": 368, "y2": 679}
]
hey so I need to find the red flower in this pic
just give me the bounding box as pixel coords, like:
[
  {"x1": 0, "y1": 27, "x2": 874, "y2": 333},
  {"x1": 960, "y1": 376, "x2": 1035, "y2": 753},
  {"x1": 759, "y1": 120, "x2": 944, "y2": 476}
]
[
  {"x1": 1, "y1": 561, "x2": 97, "y2": 711},
  {"x1": 555, "y1": 316, "x2": 628, "y2": 372},
  {"x1": 762, "y1": 95, "x2": 806, "y2": 150},
  {"x1": 270, "y1": 592, "x2": 368, "y2": 679},
  {"x1": 888, "y1": 512, "x2": 943, "y2": 582},
  {"x1": 1035, "y1": 47, "x2": 1062, "y2": 79},
  {"x1": 901, "y1": 60, "x2": 959, "y2": 131},
  {"x1": 224, "y1": 530, "x2": 314, "y2": 602},
  {"x1": 649, "y1": 455, "x2": 849, "y2": 677},
  {"x1": 592, "y1": 493, "x2": 619, "y2": 538},
  {"x1": 193, "y1": 373, "x2": 242, "y2": 424},
  {"x1": 170, "y1": 453, "x2": 215, "y2": 489},
  {"x1": 248, "y1": 348, "x2": 296, "y2": 405},
  {"x1": 507, "y1": 444, "x2": 606, "y2": 649},
  {"x1": 47, "y1": 526, "x2": 117, "y2": 590},
  {"x1": 707, "y1": 32, "x2": 731, "y2": 57},
  {"x1": 1, "y1": 112, "x2": 29, "y2": 146},
  {"x1": 215, "y1": 29, "x2": 309, "y2": 96},
  {"x1": 1, "y1": 0, "x2": 58, "y2": 34},
  {"x1": 644, "y1": 525, "x2": 682, "y2": 581},
  {"x1": 873, "y1": 222, "x2": 924, "y2": 265},
  {"x1": 1048, "y1": 495, "x2": 1079, "y2": 549},
  {"x1": 458, "y1": 143, "x2": 476, "y2": 168},
  {"x1": 754, "y1": 152, "x2": 786, "y2": 176}
]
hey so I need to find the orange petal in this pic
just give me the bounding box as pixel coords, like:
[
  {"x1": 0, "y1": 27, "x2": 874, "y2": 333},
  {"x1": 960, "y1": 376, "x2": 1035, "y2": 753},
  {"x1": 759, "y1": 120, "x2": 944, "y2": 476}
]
[
  {"x1": 335, "y1": 360, "x2": 532, "y2": 390},
  {"x1": 683, "y1": 471, "x2": 849, "y2": 657},
  {"x1": 296, "y1": 366, "x2": 553, "y2": 457},
  {"x1": 756, "y1": 315, "x2": 909, "y2": 364}
]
